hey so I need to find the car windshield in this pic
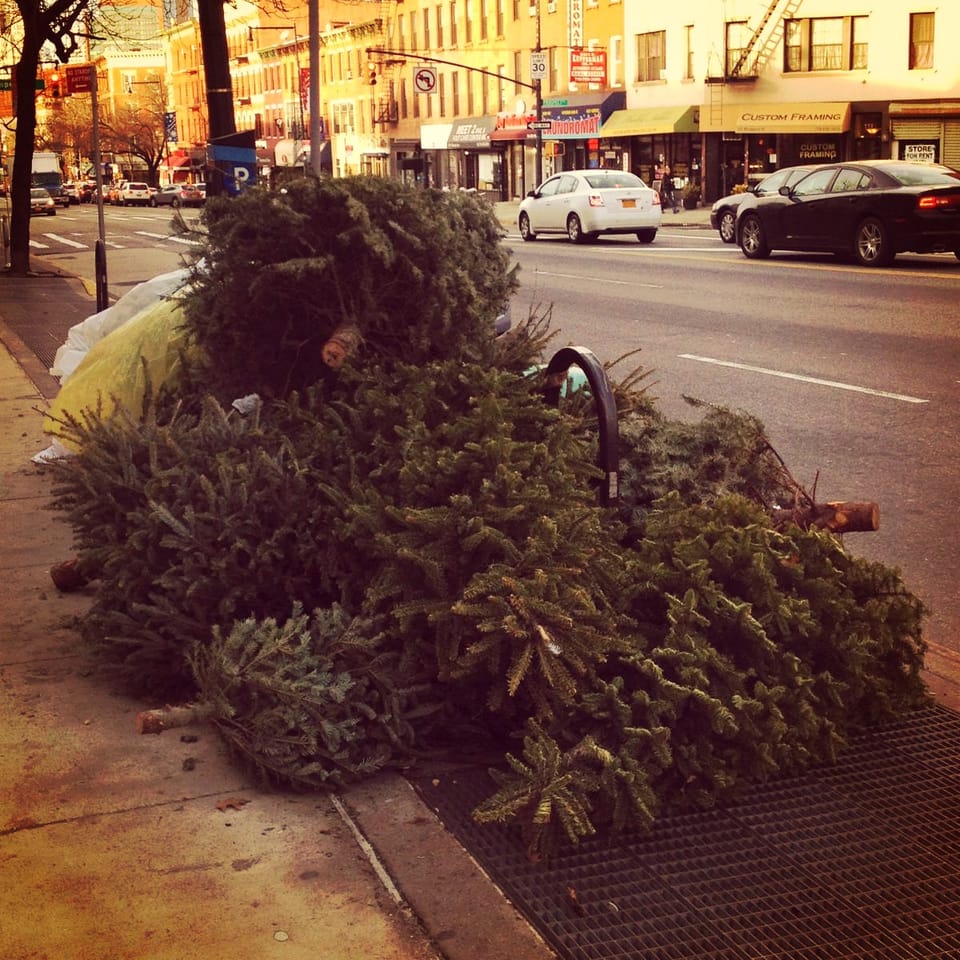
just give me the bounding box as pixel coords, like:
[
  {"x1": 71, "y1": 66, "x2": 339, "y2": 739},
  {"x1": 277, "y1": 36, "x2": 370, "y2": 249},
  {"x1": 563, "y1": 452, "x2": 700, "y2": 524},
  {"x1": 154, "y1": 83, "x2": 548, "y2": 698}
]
[
  {"x1": 129, "y1": 183, "x2": 148, "y2": 190},
  {"x1": 31, "y1": 188, "x2": 49, "y2": 198},
  {"x1": 583, "y1": 171, "x2": 645, "y2": 189},
  {"x1": 884, "y1": 163, "x2": 960, "y2": 186}
]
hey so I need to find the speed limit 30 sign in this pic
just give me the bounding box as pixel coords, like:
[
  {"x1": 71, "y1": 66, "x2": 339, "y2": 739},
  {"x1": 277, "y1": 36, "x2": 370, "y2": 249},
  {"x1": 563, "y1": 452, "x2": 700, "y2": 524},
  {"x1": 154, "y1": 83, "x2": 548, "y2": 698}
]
[{"x1": 414, "y1": 65, "x2": 437, "y2": 94}]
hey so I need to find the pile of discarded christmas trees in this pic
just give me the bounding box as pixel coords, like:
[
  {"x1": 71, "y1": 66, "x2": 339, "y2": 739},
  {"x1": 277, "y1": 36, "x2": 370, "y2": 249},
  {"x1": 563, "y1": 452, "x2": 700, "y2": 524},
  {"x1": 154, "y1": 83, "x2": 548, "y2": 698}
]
[{"x1": 47, "y1": 177, "x2": 927, "y2": 857}]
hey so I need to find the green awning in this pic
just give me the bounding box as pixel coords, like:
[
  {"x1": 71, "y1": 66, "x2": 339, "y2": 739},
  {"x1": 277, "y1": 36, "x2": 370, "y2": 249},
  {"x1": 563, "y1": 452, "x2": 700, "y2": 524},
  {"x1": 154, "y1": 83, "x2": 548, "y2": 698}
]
[{"x1": 599, "y1": 105, "x2": 699, "y2": 138}]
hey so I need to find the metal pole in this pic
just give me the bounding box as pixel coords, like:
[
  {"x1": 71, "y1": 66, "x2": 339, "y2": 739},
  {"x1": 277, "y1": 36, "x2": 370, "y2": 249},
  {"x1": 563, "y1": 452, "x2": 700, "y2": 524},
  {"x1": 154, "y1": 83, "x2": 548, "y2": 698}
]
[
  {"x1": 90, "y1": 63, "x2": 108, "y2": 311},
  {"x1": 309, "y1": 0, "x2": 322, "y2": 177},
  {"x1": 535, "y1": 2, "x2": 543, "y2": 186}
]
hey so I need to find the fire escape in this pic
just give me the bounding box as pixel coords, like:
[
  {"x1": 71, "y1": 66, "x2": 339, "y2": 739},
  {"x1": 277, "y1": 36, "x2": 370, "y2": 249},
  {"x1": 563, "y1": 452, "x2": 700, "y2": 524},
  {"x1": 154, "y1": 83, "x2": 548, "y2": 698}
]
[
  {"x1": 370, "y1": 1, "x2": 400, "y2": 127},
  {"x1": 706, "y1": 0, "x2": 803, "y2": 128}
]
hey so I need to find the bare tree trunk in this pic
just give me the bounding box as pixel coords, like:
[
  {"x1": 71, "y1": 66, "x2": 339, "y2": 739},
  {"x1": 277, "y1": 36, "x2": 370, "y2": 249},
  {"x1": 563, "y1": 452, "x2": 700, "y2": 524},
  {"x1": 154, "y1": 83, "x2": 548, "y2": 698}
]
[
  {"x1": 8, "y1": 44, "x2": 41, "y2": 275},
  {"x1": 196, "y1": 0, "x2": 236, "y2": 199}
]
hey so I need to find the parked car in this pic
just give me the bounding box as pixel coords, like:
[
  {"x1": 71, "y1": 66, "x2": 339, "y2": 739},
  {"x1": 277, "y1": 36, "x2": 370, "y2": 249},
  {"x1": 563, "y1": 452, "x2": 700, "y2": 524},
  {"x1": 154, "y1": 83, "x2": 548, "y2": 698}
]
[
  {"x1": 151, "y1": 183, "x2": 203, "y2": 208},
  {"x1": 29, "y1": 187, "x2": 57, "y2": 216},
  {"x1": 118, "y1": 181, "x2": 151, "y2": 206},
  {"x1": 195, "y1": 182, "x2": 206, "y2": 203},
  {"x1": 107, "y1": 181, "x2": 126, "y2": 204},
  {"x1": 79, "y1": 181, "x2": 97, "y2": 202},
  {"x1": 736, "y1": 159, "x2": 960, "y2": 267},
  {"x1": 61, "y1": 182, "x2": 81, "y2": 205},
  {"x1": 518, "y1": 169, "x2": 661, "y2": 244},
  {"x1": 710, "y1": 165, "x2": 815, "y2": 243}
]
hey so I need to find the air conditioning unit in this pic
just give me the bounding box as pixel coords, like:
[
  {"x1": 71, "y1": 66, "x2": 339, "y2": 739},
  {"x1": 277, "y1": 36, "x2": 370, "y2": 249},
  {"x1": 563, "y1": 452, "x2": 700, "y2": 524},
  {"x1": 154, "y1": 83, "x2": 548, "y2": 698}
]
[{"x1": 547, "y1": 0, "x2": 556, "y2": 11}]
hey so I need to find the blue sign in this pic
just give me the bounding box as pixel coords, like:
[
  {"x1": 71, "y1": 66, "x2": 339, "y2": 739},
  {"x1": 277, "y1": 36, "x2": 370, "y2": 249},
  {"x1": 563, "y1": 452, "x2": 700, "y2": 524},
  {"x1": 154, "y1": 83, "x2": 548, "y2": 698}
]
[{"x1": 164, "y1": 112, "x2": 177, "y2": 144}]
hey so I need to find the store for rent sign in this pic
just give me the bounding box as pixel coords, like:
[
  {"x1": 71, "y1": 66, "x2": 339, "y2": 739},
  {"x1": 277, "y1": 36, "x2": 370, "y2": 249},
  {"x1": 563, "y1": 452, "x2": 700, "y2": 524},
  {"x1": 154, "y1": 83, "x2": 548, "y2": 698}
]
[
  {"x1": 900, "y1": 141, "x2": 938, "y2": 163},
  {"x1": 570, "y1": 49, "x2": 607, "y2": 86}
]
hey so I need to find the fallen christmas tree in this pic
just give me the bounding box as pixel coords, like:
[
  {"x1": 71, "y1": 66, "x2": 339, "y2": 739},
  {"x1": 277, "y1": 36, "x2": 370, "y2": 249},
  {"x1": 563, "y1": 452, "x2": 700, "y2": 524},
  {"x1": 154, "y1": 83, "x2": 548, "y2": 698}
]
[{"x1": 47, "y1": 177, "x2": 928, "y2": 857}]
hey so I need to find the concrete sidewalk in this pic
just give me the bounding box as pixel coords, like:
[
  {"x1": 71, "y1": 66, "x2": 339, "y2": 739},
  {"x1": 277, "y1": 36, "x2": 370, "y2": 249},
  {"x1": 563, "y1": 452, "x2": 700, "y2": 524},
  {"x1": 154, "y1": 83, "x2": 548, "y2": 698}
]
[{"x1": 0, "y1": 274, "x2": 554, "y2": 960}]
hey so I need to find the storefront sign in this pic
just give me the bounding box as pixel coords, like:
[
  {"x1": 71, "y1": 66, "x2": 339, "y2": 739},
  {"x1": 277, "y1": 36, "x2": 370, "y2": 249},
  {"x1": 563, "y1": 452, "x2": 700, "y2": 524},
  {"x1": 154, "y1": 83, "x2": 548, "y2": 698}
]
[
  {"x1": 797, "y1": 140, "x2": 840, "y2": 162},
  {"x1": 570, "y1": 49, "x2": 607, "y2": 86},
  {"x1": 568, "y1": 0, "x2": 583, "y2": 49},
  {"x1": 900, "y1": 141, "x2": 938, "y2": 163},
  {"x1": 447, "y1": 118, "x2": 495, "y2": 148}
]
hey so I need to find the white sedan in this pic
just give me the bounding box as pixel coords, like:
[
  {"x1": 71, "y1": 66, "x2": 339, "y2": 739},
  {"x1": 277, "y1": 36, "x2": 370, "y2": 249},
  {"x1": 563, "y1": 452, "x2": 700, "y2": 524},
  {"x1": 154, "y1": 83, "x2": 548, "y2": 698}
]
[{"x1": 518, "y1": 169, "x2": 662, "y2": 244}]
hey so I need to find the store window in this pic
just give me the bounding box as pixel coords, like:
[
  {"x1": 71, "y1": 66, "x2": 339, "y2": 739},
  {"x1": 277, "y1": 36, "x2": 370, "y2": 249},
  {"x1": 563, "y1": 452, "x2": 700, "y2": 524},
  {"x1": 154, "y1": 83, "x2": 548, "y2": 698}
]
[{"x1": 909, "y1": 12, "x2": 934, "y2": 69}]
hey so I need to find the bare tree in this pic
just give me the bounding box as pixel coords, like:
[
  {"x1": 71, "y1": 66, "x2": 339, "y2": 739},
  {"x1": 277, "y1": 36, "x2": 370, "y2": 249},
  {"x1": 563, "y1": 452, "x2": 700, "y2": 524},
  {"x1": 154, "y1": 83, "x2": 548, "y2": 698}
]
[
  {"x1": 98, "y1": 79, "x2": 168, "y2": 185},
  {"x1": 40, "y1": 94, "x2": 95, "y2": 178}
]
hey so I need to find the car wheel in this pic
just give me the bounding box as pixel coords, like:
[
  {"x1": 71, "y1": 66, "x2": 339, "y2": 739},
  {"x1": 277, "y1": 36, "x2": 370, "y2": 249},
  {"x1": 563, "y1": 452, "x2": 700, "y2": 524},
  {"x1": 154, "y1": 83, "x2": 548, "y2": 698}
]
[
  {"x1": 48, "y1": 209, "x2": 56, "y2": 216},
  {"x1": 636, "y1": 229, "x2": 657, "y2": 244},
  {"x1": 739, "y1": 213, "x2": 770, "y2": 259},
  {"x1": 150, "y1": 198, "x2": 157, "y2": 207},
  {"x1": 172, "y1": 198, "x2": 181, "y2": 209},
  {"x1": 718, "y1": 209, "x2": 736, "y2": 243},
  {"x1": 567, "y1": 213, "x2": 586, "y2": 244},
  {"x1": 853, "y1": 217, "x2": 893, "y2": 267},
  {"x1": 518, "y1": 211, "x2": 536, "y2": 241}
]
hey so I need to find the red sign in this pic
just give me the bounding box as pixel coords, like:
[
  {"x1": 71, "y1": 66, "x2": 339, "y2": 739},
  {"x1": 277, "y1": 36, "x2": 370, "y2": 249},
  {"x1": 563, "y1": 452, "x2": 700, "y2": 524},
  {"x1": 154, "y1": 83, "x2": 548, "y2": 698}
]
[
  {"x1": 569, "y1": 49, "x2": 607, "y2": 86},
  {"x1": 64, "y1": 64, "x2": 93, "y2": 95}
]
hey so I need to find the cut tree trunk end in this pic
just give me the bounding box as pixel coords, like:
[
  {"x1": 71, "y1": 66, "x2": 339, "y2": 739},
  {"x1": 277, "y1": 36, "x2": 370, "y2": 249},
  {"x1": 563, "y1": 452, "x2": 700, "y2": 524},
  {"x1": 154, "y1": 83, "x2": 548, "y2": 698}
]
[
  {"x1": 778, "y1": 500, "x2": 879, "y2": 533},
  {"x1": 136, "y1": 702, "x2": 215, "y2": 734}
]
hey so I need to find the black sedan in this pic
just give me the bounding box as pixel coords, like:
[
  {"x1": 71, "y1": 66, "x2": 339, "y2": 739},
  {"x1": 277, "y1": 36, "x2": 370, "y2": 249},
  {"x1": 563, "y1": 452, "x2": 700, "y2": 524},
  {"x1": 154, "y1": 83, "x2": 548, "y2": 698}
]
[
  {"x1": 710, "y1": 165, "x2": 815, "y2": 243},
  {"x1": 736, "y1": 160, "x2": 960, "y2": 267}
]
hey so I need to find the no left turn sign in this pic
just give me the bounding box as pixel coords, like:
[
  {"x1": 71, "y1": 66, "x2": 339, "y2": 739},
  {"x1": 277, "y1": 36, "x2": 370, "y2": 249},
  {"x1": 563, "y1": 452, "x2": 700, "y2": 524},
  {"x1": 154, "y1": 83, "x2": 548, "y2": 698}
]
[{"x1": 414, "y1": 65, "x2": 437, "y2": 94}]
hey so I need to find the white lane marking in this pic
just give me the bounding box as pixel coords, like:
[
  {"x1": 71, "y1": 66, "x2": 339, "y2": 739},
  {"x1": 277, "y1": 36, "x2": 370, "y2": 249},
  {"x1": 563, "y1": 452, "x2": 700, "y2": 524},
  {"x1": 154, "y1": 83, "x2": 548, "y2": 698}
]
[
  {"x1": 28, "y1": 239, "x2": 50, "y2": 248},
  {"x1": 679, "y1": 354, "x2": 928, "y2": 404},
  {"x1": 41, "y1": 233, "x2": 88, "y2": 249},
  {"x1": 536, "y1": 269, "x2": 663, "y2": 289},
  {"x1": 134, "y1": 230, "x2": 200, "y2": 246}
]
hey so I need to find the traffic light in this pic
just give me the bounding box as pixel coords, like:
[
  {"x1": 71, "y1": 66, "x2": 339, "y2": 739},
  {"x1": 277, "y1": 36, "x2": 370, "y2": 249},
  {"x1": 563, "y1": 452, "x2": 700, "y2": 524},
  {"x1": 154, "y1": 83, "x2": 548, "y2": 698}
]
[
  {"x1": 49, "y1": 72, "x2": 60, "y2": 98},
  {"x1": 367, "y1": 62, "x2": 378, "y2": 86}
]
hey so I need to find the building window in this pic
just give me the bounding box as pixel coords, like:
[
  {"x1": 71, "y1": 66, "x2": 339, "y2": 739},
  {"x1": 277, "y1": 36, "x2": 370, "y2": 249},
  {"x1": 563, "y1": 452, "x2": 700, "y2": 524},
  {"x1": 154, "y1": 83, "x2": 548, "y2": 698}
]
[
  {"x1": 909, "y1": 12, "x2": 934, "y2": 69},
  {"x1": 449, "y1": 1, "x2": 457, "y2": 45},
  {"x1": 810, "y1": 17, "x2": 842, "y2": 70},
  {"x1": 684, "y1": 24, "x2": 694, "y2": 80},
  {"x1": 436, "y1": 4, "x2": 444, "y2": 48},
  {"x1": 465, "y1": 0, "x2": 473, "y2": 43},
  {"x1": 410, "y1": 11, "x2": 418, "y2": 49},
  {"x1": 438, "y1": 73, "x2": 446, "y2": 115},
  {"x1": 725, "y1": 20, "x2": 748, "y2": 74},
  {"x1": 636, "y1": 30, "x2": 665, "y2": 82},
  {"x1": 785, "y1": 16, "x2": 869, "y2": 72},
  {"x1": 496, "y1": 0, "x2": 504, "y2": 37},
  {"x1": 480, "y1": 0, "x2": 488, "y2": 41},
  {"x1": 851, "y1": 16, "x2": 868, "y2": 69},
  {"x1": 423, "y1": 8, "x2": 430, "y2": 49},
  {"x1": 452, "y1": 70, "x2": 460, "y2": 115}
]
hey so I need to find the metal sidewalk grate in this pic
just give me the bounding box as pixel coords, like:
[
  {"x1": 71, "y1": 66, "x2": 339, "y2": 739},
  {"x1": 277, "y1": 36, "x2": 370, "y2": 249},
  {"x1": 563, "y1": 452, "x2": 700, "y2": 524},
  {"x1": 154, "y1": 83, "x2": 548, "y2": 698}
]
[{"x1": 410, "y1": 706, "x2": 960, "y2": 960}]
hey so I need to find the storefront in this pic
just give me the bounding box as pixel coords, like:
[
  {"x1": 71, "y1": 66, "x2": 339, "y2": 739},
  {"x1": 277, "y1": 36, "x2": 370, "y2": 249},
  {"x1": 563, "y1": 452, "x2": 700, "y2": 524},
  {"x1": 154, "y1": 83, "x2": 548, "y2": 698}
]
[
  {"x1": 541, "y1": 91, "x2": 625, "y2": 178},
  {"x1": 446, "y1": 118, "x2": 501, "y2": 195},
  {"x1": 420, "y1": 123, "x2": 453, "y2": 188},
  {"x1": 598, "y1": 104, "x2": 699, "y2": 187},
  {"x1": 492, "y1": 91, "x2": 626, "y2": 198},
  {"x1": 889, "y1": 100, "x2": 960, "y2": 170},
  {"x1": 699, "y1": 101, "x2": 851, "y2": 202}
]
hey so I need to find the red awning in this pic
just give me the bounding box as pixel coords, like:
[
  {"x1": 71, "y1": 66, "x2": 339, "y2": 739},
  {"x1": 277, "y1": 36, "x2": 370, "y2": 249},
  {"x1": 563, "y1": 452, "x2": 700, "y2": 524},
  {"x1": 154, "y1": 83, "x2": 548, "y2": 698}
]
[
  {"x1": 490, "y1": 127, "x2": 532, "y2": 142},
  {"x1": 166, "y1": 155, "x2": 192, "y2": 168}
]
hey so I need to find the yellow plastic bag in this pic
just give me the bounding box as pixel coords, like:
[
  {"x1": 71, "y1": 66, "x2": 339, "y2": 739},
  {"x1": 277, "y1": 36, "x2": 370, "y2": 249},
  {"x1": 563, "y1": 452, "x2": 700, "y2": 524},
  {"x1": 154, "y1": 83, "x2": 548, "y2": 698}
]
[{"x1": 44, "y1": 297, "x2": 192, "y2": 449}]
